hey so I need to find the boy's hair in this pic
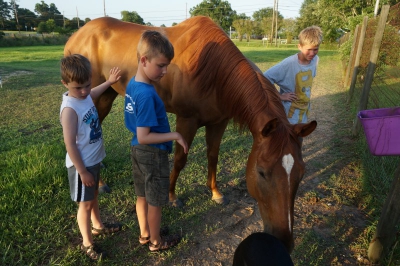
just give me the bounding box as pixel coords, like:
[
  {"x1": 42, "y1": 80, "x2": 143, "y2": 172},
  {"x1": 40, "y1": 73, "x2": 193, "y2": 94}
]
[
  {"x1": 137, "y1": 30, "x2": 174, "y2": 62},
  {"x1": 298, "y1": 26, "x2": 323, "y2": 46},
  {"x1": 60, "y1": 54, "x2": 91, "y2": 84}
]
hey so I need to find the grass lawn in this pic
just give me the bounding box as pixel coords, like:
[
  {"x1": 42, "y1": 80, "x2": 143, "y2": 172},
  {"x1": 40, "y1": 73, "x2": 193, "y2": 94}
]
[{"x1": 1, "y1": 43, "x2": 397, "y2": 265}]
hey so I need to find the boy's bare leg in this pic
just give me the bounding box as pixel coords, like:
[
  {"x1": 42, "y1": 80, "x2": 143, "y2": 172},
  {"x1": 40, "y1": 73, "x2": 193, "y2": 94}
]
[
  {"x1": 148, "y1": 205, "x2": 162, "y2": 245},
  {"x1": 136, "y1": 196, "x2": 150, "y2": 238},
  {"x1": 91, "y1": 191, "x2": 104, "y2": 230},
  {"x1": 77, "y1": 201, "x2": 94, "y2": 247}
]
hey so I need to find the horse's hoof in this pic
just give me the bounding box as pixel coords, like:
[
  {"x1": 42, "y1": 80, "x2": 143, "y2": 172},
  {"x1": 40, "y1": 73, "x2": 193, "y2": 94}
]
[
  {"x1": 169, "y1": 199, "x2": 184, "y2": 208},
  {"x1": 212, "y1": 196, "x2": 229, "y2": 205}
]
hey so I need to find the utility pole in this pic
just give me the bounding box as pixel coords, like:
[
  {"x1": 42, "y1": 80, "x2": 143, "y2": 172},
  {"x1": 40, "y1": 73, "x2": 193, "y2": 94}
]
[
  {"x1": 374, "y1": 0, "x2": 380, "y2": 17},
  {"x1": 275, "y1": 0, "x2": 278, "y2": 47},
  {"x1": 270, "y1": 0, "x2": 276, "y2": 45},
  {"x1": 103, "y1": 0, "x2": 106, "y2": 17},
  {"x1": 76, "y1": 7, "x2": 79, "y2": 28}
]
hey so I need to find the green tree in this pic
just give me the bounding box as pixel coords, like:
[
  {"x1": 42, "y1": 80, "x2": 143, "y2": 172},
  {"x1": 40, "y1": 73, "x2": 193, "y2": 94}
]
[
  {"x1": 46, "y1": 18, "x2": 55, "y2": 33},
  {"x1": 121, "y1": 10, "x2": 145, "y2": 24},
  {"x1": 243, "y1": 19, "x2": 254, "y2": 41},
  {"x1": 68, "y1": 17, "x2": 84, "y2": 29},
  {"x1": 296, "y1": 0, "x2": 400, "y2": 43},
  {"x1": 10, "y1": 0, "x2": 20, "y2": 31},
  {"x1": 232, "y1": 12, "x2": 248, "y2": 22},
  {"x1": 48, "y1": 3, "x2": 60, "y2": 17},
  {"x1": 36, "y1": 20, "x2": 48, "y2": 33},
  {"x1": 0, "y1": 0, "x2": 12, "y2": 29},
  {"x1": 231, "y1": 13, "x2": 250, "y2": 41},
  {"x1": 253, "y1": 8, "x2": 283, "y2": 39},
  {"x1": 34, "y1": 1, "x2": 50, "y2": 18},
  {"x1": 34, "y1": 1, "x2": 60, "y2": 23},
  {"x1": 281, "y1": 18, "x2": 296, "y2": 42},
  {"x1": 232, "y1": 18, "x2": 247, "y2": 41},
  {"x1": 189, "y1": 0, "x2": 236, "y2": 31},
  {"x1": 252, "y1": 7, "x2": 274, "y2": 23},
  {"x1": 16, "y1": 8, "x2": 37, "y2": 31}
]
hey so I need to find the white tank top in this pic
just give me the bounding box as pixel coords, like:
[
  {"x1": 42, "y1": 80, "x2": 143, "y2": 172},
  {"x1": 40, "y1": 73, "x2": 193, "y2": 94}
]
[{"x1": 60, "y1": 92, "x2": 105, "y2": 168}]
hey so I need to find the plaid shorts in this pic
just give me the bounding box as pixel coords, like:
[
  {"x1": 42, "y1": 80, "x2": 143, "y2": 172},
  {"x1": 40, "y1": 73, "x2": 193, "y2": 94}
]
[{"x1": 131, "y1": 145, "x2": 170, "y2": 207}]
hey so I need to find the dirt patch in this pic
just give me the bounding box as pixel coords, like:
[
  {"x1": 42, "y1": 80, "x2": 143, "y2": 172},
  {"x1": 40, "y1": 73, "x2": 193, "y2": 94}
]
[{"x1": 0, "y1": 70, "x2": 33, "y2": 82}]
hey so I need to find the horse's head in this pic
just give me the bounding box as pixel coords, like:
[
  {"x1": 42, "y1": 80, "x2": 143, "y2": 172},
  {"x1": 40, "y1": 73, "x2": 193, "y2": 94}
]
[{"x1": 246, "y1": 118, "x2": 317, "y2": 252}]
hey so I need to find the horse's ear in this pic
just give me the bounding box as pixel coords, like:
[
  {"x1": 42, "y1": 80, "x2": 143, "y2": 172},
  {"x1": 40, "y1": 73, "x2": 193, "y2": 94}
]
[
  {"x1": 261, "y1": 118, "x2": 279, "y2": 137},
  {"x1": 293, "y1": 120, "x2": 317, "y2": 137}
]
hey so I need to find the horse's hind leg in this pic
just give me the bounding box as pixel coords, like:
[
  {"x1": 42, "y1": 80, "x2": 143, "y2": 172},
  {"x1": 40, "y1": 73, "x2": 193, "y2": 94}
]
[
  {"x1": 169, "y1": 116, "x2": 199, "y2": 207},
  {"x1": 205, "y1": 119, "x2": 229, "y2": 205}
]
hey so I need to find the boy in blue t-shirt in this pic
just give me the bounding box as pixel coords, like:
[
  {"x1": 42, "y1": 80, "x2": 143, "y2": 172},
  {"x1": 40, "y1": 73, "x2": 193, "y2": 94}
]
[
  {"x1": 124, "y1": 30, "x2": 188, "y2": 252},
  {"x1": 264, "y1": 26, "x2": 323, "y2": 124}
]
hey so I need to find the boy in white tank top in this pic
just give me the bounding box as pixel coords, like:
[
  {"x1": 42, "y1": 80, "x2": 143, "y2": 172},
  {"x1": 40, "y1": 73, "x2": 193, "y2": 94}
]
[{"x1": 60, "y1": 54, "x2": 121, "y2": 260}]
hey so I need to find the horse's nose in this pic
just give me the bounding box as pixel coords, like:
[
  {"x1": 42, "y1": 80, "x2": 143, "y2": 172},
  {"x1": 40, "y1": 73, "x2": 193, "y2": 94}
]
[{"x1": 264, "y1": 227, "x2": 294, "y2": 253}]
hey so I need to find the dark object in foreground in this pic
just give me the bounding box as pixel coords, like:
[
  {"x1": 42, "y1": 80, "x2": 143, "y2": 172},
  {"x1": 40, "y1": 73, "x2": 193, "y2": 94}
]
[{"x1": 233, "y1": 232, "x2": 293, "y2": 266}]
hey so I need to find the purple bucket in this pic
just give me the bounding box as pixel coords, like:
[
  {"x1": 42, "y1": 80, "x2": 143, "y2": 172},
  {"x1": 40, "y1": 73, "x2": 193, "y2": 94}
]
[{"x1": 358, "y1": 107, "x2": 400, "y2": 156}]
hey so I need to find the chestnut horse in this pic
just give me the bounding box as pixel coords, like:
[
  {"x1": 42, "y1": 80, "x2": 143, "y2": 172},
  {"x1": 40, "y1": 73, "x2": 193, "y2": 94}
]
[{"x1": 64, "y1": 16, "x2": 316, "y2": 252}]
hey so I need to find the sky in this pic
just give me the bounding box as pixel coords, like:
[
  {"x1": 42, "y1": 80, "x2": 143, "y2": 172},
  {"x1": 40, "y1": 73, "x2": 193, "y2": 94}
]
[{"x1": 18, "y1": 0, "x2": 302, "y2": 26}]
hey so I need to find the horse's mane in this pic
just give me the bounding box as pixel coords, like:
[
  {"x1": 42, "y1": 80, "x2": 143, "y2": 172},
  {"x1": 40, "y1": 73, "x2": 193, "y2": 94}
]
[{"x1": 181, "y1": 17, "x2": 298, "y2": 155}]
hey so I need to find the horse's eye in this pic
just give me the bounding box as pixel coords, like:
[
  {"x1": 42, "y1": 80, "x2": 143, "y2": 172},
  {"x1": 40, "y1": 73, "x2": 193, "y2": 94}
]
[{"x1": 258, "y1": 170, "x2": 266, "y2": 179}]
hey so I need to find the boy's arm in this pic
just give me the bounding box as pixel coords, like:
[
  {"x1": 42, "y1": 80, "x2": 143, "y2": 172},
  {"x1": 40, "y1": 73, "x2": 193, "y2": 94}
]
[
  {"x1": 264, "y1": 59, "x2": 297, "y2": 102},
  {"x1": 90, "y1": 67, "x2": 122, "y2": 100},
  {"x1": 61, "y1": 107, "x2": 95, "y2": 186},
  {"x1": 137, "y1": 127, "x2": 188, "y2": 154}
]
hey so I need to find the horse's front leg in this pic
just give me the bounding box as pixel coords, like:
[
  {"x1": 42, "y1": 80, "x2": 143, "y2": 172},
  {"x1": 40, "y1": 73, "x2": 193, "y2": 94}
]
[
  {"x1": 169, "y1": 116, "x2": 199, "y2": 207},
  {"x1": 205, "y1": 119, "x2": 229, "y2": 205},
  {"x1": 94, "y1": 86, "x2": 119, "y2": 189}
]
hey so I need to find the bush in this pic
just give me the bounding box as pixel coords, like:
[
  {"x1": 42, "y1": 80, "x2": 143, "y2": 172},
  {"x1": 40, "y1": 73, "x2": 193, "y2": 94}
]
[
  {"x1": 338, "y1": 34, "x2": 353, "y2": 62},
  {"x1": 0, "y1": 33, "x2": 69, "y2": 47}
]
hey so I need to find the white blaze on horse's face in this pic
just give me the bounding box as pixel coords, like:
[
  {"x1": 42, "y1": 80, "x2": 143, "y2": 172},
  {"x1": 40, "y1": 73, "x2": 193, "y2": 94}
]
[{"x1": 282, "y1": 154, "x2": 294, "y2": 233}]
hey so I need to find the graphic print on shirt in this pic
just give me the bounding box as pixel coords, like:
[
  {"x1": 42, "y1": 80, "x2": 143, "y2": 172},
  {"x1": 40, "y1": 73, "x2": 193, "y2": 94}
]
[
  {"x1": 288, "y1": 69, "x2": 313, "y2": 123},
  {"x1": 83, "y1": 106, "x2": 102, "y2": 144},
  {"x1": 125, "y1": 94, "x2": 135, "y2": 114}
]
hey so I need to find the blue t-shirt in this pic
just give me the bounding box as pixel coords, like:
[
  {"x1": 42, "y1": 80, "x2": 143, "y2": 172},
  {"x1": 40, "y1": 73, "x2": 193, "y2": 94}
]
[
  {"x1": 124, "y1": 77, "x2": 172, "y2": 152},
  {"x1": 264, "y1": 53, "x2": 318, "y2": 124}
]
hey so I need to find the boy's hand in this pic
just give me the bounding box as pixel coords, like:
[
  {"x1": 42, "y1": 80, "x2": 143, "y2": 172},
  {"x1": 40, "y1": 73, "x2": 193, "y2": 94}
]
[
  {"x1": 80, "y1": 170, "x2": 95, "y2": 187},
  {"x1": 176, "y1": 133, "x2": 189, "y2": 154},
  {"x1": 280, "y1": 92, "x2": 297, "y2": 102},
  {"x1": 108, "y1": 67, "x2": 122, "y2": 84}
]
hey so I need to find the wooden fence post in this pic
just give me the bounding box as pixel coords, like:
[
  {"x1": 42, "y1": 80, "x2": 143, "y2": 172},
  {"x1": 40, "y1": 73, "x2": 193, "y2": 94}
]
[
  {"x1": 347, "y1": 16, "x2": 368, "y2": 104},
  {"x1": 352, "y1": 5, "x2": 390, "y2": 136},
  {"x1": 368, "y1": 160, "x2": 400, "y2": 263},
  {"x1": 343, "y1": 25, "x2": 359, "y2": 88}
]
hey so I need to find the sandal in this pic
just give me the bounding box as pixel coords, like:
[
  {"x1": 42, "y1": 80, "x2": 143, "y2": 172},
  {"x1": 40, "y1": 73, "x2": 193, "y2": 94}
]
[
  {"x1": 92, "y1": 223, "x2": 122, "y2": 236},
  {"x1": 81, "y1": 244, "x2": 105, "y2": 260},
  {"x1": 149, "y1": 234, "x2": 181, "y2": 252},
  {"x1": 139, "y1": 226, "x2": 170, "y2": 245},
  {"x1": 98, "y1": 184, "x2": 111, "y2": 193}
]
